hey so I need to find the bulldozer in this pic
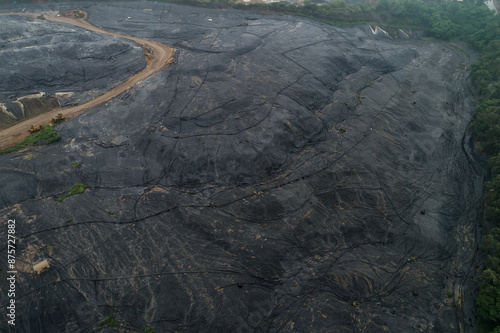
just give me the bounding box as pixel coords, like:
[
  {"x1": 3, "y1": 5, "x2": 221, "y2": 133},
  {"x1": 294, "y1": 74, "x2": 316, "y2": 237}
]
[
  {"x1": 52, "y1": 113, "x2": 65, "y2": 124},
  {"x1": 29, "y1": 125, "x2": 41, "y2": 133}
]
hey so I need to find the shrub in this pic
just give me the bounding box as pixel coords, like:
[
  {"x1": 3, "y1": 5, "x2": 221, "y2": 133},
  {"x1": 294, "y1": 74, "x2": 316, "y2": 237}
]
[
  {"x1": 477, "y1": 285, "x2": 500, "y2": 325},
  {"x1": 57, "y1": 184, "x2": 87, "y2": 202},
  {"x1": 98, "y1": 316, "x2": 120, "y2": 328},
  {"x1": 0, "y1": 125, "x2": 60, "y2": 155}
]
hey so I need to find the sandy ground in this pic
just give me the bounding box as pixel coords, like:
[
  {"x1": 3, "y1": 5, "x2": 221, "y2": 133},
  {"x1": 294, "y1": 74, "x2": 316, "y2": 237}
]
[{"x1": 0, "y1": 12, "x2": 175, "y2": 149}]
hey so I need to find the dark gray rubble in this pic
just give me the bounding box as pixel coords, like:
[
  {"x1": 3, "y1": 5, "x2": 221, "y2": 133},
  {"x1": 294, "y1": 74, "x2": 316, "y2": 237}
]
[{"x1": 0, "y1": 2, "x2": 485, "y2": 333}]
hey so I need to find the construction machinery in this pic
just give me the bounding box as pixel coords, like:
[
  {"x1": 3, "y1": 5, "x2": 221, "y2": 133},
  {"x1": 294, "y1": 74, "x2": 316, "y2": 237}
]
[
  {"x1": 29, "y1": 125, "x2": 41, "y2": 133},
  {"x1": 52, "y1": 113, "x2": 65, "y2": 124}
]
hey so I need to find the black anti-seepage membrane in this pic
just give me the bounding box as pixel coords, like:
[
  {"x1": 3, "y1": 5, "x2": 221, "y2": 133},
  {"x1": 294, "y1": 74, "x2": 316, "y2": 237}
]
[{"x1": 0, "y1": 2, "x2": 485, "y2": 333}]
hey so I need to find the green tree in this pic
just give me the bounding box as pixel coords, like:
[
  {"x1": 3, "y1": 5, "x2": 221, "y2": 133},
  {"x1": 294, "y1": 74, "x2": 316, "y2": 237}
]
[
  {"x1": 481, "y1": 228, "x2": 500, "y2": 254},
  {"x1": 477, "y1": 284, "x2": 500, "y2": 324}
]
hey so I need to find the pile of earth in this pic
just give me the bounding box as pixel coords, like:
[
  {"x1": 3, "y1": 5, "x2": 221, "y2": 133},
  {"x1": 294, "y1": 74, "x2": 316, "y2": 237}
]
[
  {"x1": 0, "y1": 2, "x2": 486, "y2": 333},
  {"x1": 0, "y1": 13, "x2": 146, "y2": 129}
]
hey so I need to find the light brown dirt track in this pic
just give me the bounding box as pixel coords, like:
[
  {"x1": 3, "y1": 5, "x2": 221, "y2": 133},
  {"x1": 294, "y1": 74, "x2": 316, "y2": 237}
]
[{"x1": 0, "y1": 12, "x2": 175, "y2": 149}]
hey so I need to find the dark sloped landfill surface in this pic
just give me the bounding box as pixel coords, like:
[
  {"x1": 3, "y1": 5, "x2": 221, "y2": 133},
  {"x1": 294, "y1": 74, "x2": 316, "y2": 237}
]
[
  {"x1": 0, "y1": 2, "x2": 486, "y2": 332},
  {"x1": 0, "y1": 13, "x2": 146, "y2": 128}
]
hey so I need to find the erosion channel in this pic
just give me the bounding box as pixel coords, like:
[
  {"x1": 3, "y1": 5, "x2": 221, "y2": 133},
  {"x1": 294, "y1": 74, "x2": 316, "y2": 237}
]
[{"x1": 0, "y1": 2, "x2": 486, "y2": 333}]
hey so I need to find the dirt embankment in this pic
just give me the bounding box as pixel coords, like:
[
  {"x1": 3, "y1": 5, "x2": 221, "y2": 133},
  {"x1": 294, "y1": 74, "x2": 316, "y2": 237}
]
[{"x1": 0, "y1": 11, "x2": 175, "y2": 149}]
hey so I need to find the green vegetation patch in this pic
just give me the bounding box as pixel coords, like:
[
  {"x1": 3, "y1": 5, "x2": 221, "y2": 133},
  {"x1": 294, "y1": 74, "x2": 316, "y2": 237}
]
[
  {"x1": 0, "y1": 125, "x2": 60, "y2": 155},
  {"x1": 57, "y1": 184, "x2": 87, "y2": 202},
  {"x1": 98, "y1": 316, "x2": 120, "y2": 328},
  {"x1": 70, "y1": 161, "x2": 80, "y2": 167}
]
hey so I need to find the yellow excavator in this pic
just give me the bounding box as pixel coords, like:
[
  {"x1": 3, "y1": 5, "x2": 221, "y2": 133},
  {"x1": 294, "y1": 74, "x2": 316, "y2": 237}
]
[
  {"x1": 29, "y1": 125, "x2": 41, "y2": 133},
  {"x1": 52, "y1": 113, "x2": 65, "y2": 124}
]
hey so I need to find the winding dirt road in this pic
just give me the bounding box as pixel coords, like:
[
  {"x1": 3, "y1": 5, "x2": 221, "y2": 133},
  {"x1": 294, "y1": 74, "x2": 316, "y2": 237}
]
[{"x1": 0, "y1": 11, "x2": 175, "y2": 149}]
